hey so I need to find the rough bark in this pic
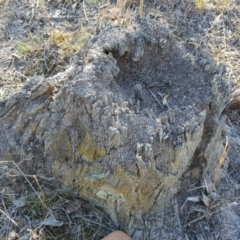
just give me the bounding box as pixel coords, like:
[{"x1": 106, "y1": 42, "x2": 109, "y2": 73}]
[{"x1": 0, "y1": 18, "x2": 231, "y2": 239}]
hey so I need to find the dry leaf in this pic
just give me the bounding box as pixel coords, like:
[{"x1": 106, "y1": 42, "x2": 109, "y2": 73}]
[
  {"x1": 162, "y1": 94, "x2": 170, "y2": 106},
  {"x1": 181, "y1": 196, "x2": 201, "y2": 211},
  {"x1": 186, "y1": 196, "x2": 201, "y2": 203},
  {"x1": 40, "y1": 217, "x2": 63, "y2": 226},
  {"x1": 201, "y1": 192, "x2": 210, "y2": 207}
]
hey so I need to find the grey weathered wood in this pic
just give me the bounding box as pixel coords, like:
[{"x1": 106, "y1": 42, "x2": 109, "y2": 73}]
[{"x1": 0, "y1": 19, "x2": 231, "y2": 239}]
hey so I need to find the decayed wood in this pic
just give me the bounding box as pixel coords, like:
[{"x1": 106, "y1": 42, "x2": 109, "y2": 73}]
[{"x1": 0, "y1": 19, "x2": 231, "y2": 239}]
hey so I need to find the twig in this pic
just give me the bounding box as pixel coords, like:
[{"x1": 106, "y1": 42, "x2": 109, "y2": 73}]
[{"x1": 146, "y1": 86, "x2": 163, "y2": 108}]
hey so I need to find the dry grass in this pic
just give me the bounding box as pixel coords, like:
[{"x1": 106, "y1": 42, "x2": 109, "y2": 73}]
[
  {"x1": 14, "y1": 27, "x2": 91, "y2": 77},
  {"x1": 1, "y1": 0, "x2": 92, "y2": 78},
  {"x1": 203, "y1": 0, "x2": 231, "y2": 12},
  {"x1": 194, "y1": 0, "x2": 204, "y2": 10},
  {"x1": 194, "y1": 0, "x2": 231, "y2": 12},
  {"x1": 0, "y1": 161, "x2": 116, "y2": 240}
]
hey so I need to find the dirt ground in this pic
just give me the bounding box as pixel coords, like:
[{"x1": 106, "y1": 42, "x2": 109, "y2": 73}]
[{"x1": 1, "y1": 0, "x2": 240, "y2": 239}]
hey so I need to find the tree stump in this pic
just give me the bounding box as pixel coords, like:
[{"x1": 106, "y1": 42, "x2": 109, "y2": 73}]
[{"x1": 0, "y1": 19, "x2": 231, "y2": 239}]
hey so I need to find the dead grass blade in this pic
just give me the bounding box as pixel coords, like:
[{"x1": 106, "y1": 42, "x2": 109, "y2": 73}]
[
  {"x1": 211, "y1": 137, "x2": 229, "y2": 193},
  {"x1": 40, "y1": 217, "x2": 63, "y2": 227},
  {"x1": 139, "y1": 0, "x2": 144, "y2": 17},
  {"x1": 0, "y1": 208, "x2": 18, "y2": 226},
  {"x1": 83, "y1": 0, "x2": 89, "y2": 23},
  {"x1": 33, "y1": 175, "x2": 46, "y2": 208},
  {"x1": 162, "y1": 94, "x2": 170, "y2": 106}
]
